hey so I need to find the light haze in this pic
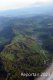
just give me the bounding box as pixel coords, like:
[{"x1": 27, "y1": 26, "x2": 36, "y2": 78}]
[{"x1": 0, "y1": 0, "x2": 52, "y2": 10}]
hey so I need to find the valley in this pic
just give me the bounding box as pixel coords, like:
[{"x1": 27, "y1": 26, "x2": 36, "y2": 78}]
[{"x1": 0, "y1": 15, "x2": 53, "y2": 80}]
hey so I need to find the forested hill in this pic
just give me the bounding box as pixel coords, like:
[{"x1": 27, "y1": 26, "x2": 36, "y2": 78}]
[{"x1": 0, "y1": 15, "x2": 53, "y2": 80}]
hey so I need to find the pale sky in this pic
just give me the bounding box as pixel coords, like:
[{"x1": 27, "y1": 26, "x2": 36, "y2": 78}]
[{"x1": 0, "y1": 0, "x2": 52, "y2": 10}]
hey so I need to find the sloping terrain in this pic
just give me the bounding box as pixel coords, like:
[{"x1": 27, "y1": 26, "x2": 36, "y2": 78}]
[
  {"x1": 0, "y1": 16, "x2": 53, "y2": 80},
  {"x1": 0, "y1": 36, "x2": 50, "y2": 80}
]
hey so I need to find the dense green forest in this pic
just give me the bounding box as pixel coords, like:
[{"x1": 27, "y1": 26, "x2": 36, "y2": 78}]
[{"x1": 0, "y1": 15, "x2": 53, "y2": 80}]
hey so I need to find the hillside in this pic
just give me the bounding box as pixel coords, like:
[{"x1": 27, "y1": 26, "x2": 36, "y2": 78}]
[
  {"x1": 0, "y1": 36, "x2": 50, "y2": 80},
  {"x1": 0, "y1": 16, "x2": 53, "y2": 80}
]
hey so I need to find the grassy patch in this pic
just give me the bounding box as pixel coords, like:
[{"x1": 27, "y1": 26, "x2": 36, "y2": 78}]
[
  {"x1": 12, "y1": 33, "x2": 26, "y2": 43},
  {"x1": 1, "y1": 52, "x2": 16, "y2": 61}
]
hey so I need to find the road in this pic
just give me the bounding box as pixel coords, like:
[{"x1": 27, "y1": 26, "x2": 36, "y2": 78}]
[{"x1": 36, "y1": 63, "x2": 53, "y2": 80}]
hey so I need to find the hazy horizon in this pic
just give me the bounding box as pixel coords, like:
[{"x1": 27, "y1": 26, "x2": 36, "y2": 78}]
[
  {"x1": 0, "y1": 0, "x2": 53, "y2": 17},
  {"x1": 0, "y1": 0, "x2": 53, "y2": 10}
]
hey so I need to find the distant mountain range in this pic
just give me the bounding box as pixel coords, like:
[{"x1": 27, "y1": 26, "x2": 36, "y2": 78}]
[{"x1": 0, "y1": 3, "x2": 53, "y2": 17}]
